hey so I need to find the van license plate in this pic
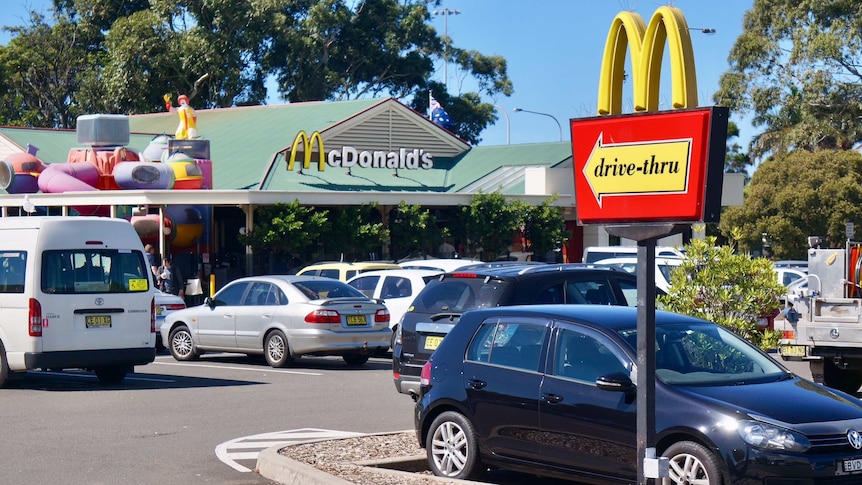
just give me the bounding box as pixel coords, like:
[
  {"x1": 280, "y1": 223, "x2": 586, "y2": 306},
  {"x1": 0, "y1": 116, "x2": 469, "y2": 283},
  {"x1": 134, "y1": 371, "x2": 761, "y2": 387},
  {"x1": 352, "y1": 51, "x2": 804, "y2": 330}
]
[
  {"x1": 425, "y1": 336, "x2": 444, "y2": 351},
  {"x1": 86, "y1": 315, "x2": 112, "y2": 328},
  {"x1": 779, "y1": 345, "x2": 805, "y2": 357},
  {"x1": 346, "y1": 315, "x2": 366, "y2": 326}
]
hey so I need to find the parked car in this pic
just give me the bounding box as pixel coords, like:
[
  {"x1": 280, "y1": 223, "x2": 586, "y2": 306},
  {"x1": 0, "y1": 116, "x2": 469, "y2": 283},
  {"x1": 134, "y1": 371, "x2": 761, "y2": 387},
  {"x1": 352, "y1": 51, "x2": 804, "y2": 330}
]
[
  {"x1": 397, "y1": 258, "x2": 482, "y2": 272},
  {"x1": 775, "y1": 266, "x2": 807, "y2": 286},
  {"x1": 582, "y1": 245, "x2": 685, "y2": 263},
  {"x1": 393, "y1": 264, "x2": 650, "y2": 398},
  {"x1": 296, "y1": 261, "x2": 401, "y2": 282},
  {"x1": 161, "y1": 275, "x2": 390, "y2": 367},
  {"x1": 154, "y1": 289, "x2": 186, "y2": 352},
  {"x1": 416, "y1": 304, "x2": 862, "y2": 484},
  {"x1": 593, "y1": 256, "x2": 683, "y2": 292},
  {"x1": 347, "y1": 269, "x2": 442, "y2": 348}
]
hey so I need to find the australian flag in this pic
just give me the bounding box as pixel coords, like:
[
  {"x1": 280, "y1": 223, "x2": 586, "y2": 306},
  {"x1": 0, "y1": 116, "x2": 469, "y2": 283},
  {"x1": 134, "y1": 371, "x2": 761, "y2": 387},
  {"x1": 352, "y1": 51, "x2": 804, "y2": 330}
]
[{"x1": 429, "y1": 95, "x2": 455, "y2": 132}]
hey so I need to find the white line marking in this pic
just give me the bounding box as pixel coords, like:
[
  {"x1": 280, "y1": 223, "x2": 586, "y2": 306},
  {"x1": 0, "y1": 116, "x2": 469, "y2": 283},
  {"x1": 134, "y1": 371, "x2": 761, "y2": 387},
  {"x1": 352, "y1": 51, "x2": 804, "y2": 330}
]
[{"x1": 215, "y1": 428, "x2": 365, "y2": 472}]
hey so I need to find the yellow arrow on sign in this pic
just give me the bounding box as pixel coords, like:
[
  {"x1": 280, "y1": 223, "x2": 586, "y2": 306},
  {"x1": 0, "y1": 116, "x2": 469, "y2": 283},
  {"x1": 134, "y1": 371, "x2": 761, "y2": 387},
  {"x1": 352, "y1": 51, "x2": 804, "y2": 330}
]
[{"x1": 582, "y1": 133, "x2": 692, "y2": 207}]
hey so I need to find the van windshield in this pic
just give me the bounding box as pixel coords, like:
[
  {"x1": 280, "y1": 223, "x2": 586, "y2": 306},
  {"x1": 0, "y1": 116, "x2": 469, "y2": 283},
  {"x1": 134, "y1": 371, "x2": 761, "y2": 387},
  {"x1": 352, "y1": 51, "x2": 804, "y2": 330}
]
[{"x1": 41, "y1": 249, "x2": 150, "y2": 294}]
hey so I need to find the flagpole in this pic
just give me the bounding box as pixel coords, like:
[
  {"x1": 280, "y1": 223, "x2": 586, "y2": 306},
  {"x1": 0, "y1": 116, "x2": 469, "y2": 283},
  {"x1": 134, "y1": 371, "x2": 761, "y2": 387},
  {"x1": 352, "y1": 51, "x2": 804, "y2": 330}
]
[{"x1": 428, "y1": 91, "x2": 433, "y2": 118}]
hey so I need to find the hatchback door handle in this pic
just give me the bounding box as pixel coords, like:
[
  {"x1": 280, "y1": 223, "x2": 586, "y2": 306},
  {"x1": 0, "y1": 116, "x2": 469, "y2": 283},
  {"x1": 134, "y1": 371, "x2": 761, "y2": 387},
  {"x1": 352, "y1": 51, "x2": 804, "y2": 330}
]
[
  {"x1": 467, "y1": 379, "x2": 486, "y2": 390},
  {"x1": 543, "y1": 393, "x2": 564, "y2": 404}
]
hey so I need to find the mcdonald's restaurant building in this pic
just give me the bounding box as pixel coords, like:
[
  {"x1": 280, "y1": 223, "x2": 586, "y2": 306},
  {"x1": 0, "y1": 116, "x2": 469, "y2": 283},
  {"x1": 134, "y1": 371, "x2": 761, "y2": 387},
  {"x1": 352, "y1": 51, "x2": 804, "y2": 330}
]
[{"x1": 0, "y1": 97, "x2": 744, "y2": 282}]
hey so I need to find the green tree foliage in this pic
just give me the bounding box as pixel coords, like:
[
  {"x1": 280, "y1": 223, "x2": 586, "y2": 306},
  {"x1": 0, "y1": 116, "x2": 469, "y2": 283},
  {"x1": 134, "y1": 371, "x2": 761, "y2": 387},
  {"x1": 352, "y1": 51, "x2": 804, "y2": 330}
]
[
  {"x1": 659, "y1": 237, "x2": 784, "y2": 350},
  {"x1": 0, "y1": 12, "x2": 102, "y2": 127},
  {"x1": 320, "y1": 205, "x2": 389, "y2": 261},
  {"x1": 724, "y1": 121, "x2": 751, "y2": 178},
  {"x1": 238, "y1": 200, "x2": 329, "y2": 260},
  {"x1": 713, "y1": 0, "x2": 862, "y2": 161},
  {"x1": 719, "y1": 150, "x2": 862, "y2": 259},
  {"x1": 389, "y1": 201, "x2": 438, "y2": 260},
  {"x1": 6, "y1": 1, "x2": 510, "y2": 143},
  {"x1": 516, "y1": 196, "x2": 566, "y2": 262},
  {"x1": 459, "y1": 191, "x2": 519, "y2": 261}
]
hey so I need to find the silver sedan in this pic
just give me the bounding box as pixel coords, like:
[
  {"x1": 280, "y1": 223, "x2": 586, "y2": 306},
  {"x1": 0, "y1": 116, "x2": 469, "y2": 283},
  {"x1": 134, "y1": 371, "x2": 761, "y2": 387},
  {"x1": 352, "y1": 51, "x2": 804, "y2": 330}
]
[{"x1": 161, "y1": 275, "x2": 391, "y2": 367}]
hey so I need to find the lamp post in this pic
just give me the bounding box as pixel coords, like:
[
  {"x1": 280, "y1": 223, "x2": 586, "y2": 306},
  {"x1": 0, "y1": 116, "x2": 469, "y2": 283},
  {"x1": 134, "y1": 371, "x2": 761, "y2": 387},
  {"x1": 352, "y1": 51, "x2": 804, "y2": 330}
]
[
  {"x1": 514, "y1": 108, "x2": 563, "y2": 142},
  {"x1": 433, "y1": 8, "x2": 461, "y2": 88},
  {"x1": 493, "y1": 105, "x2": 510, "y2": 144}
]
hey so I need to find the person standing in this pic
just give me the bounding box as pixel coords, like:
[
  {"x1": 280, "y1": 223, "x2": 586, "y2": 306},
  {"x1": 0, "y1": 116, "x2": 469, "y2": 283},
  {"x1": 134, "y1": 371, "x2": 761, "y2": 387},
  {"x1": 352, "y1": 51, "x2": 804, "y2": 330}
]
[
  {"x1": 144, "y1": 244, "x2": 159, "y2": 285},
  {"x1": 157, "y1": 257, "x2": 185, "y2": 300}
]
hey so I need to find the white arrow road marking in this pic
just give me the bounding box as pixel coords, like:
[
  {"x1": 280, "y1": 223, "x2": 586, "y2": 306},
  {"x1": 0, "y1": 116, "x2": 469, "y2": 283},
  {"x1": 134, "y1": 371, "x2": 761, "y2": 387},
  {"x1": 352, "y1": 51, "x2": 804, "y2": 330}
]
[{"x1": 216, "y1": 428, "x2": 365, "y2": 472}]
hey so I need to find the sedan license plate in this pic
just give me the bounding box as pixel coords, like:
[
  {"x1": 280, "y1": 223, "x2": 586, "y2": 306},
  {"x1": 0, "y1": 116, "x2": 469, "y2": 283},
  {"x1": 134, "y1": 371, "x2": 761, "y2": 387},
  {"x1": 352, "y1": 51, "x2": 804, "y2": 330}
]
[
  {"x1": 842, "y1": 458, "x2": 862, "y2": 474},
  {"x1": 779, "y1": 345, "x2": 806, "y2": 357},
  {"x1": 85, "y1": 315, "x2": 112, "y2": 328},
  {"x1": 425, "y1": 335, "x2": 444, "y2": 351},
  {"x1": 346, "y1": 314, "x2": 366, "y2": 326}
]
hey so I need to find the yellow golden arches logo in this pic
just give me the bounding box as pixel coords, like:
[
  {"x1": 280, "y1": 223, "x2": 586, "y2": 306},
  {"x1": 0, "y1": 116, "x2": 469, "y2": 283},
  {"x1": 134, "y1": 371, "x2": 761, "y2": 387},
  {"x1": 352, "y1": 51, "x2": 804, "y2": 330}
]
[
  {"x1": 286, "y1": 131, "x2": 325, "y2": 172},
  {"x1": 597, "y1": 6, "x2": 697, "y2": 115}
]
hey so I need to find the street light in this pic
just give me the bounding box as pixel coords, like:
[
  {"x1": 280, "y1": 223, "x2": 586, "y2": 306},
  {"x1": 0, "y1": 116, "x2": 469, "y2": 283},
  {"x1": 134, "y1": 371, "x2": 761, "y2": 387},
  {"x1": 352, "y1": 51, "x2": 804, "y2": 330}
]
[
  {"x1": 433, "y1": 8, "x2": 461, "y2": 88},
  {"x1": 493, "y1": 105, "x2": 510, "y2": 144},
  {"x1": 688, "y1": 27, "x2": 716, "y2": 35},
  {"x1": 514, "y1": 108, "x2": 563, "y2": 142}
]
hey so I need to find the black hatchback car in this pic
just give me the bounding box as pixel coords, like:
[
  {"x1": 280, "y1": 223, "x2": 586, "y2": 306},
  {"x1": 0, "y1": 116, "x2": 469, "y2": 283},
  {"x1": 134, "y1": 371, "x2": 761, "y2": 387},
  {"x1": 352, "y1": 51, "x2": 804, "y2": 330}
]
[
  {"x1": 392, "y1": 264, "x2": 644, "y2": 398},
  {"x1": 415, "y1": 305, "x2": 862, "y2": 484}
]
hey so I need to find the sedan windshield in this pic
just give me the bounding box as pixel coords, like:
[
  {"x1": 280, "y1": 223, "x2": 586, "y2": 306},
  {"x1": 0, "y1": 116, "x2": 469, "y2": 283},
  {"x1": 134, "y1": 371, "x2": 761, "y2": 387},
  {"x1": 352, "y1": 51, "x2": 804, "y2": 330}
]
[{"x1": 617, "y1": 323, "x2": 787, "y2": 386}]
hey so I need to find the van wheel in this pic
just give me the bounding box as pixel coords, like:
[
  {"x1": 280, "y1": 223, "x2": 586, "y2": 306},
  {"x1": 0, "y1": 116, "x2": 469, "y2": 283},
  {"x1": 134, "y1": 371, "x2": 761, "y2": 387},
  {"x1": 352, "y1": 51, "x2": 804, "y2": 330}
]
[
  {"x1": 264, "y1": 330, "x2": 294, "y2": 368},
  {"x1": 94, "y1": 367, "x2": 128, "y2": 385},
  {"x1": 0, "y1": 340, "x2": 8, "y2": 388},
  {"x1": 169, "y1": 325, "x2": 200, "y2": 361}
]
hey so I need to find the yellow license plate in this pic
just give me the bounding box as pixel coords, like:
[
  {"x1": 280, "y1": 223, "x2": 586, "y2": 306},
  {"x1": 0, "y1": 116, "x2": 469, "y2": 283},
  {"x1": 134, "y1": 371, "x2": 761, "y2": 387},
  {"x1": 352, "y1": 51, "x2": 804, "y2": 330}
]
[
  {"x1": 86, "y1": 315, "x2": 112, "y2": 328},
  {"x1": 425, "y1": 335, "x2": 444, "y2": 351},
  {"x1": 346, "y1": 314, "x2": 366, "y2": 326},
  {"x1": 779, "y1": 345, "x2": 806, "y2": 357}
]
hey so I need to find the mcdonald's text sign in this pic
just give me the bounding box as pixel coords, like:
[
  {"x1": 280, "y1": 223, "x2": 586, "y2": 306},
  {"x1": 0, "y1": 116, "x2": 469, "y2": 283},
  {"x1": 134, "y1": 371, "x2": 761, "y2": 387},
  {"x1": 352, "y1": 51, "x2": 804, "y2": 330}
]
[{"x1": 571, "y1": 107, "x2": 728, "y2": 224}]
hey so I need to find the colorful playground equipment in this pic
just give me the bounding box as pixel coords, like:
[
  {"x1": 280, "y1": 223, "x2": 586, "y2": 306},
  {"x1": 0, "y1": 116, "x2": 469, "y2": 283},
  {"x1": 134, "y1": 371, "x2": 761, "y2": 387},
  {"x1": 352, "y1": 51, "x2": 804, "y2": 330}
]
[{"x1": 0, "y1": 108, "x2": 213, "y2": 250}]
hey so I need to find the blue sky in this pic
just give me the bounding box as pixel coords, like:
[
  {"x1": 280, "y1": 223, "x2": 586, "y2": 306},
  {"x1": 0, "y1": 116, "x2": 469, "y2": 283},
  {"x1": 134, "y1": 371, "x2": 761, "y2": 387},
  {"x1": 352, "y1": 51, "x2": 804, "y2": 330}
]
[{"x1": 0, "y1": 0, "x2": 755, "y2": 148}]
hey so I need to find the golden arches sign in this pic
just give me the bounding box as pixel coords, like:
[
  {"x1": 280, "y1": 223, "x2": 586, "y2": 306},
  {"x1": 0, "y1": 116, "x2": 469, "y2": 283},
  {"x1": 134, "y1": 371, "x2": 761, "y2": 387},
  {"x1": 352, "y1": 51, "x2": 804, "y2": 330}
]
[
  {"x1": 597, "y1": 6, "x2": 697, "y2": 115},
  {"x1": 286, "y1": 130, "x2": 325, "y2": 172}
]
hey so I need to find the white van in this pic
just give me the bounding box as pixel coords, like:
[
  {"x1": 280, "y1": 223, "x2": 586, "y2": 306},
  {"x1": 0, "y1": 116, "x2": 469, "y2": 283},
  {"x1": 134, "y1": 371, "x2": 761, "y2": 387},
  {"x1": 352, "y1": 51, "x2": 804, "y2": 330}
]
[
  {"x1": 0, "y1": 216, "x2": 155, "y2": 386},
  {"x1": 582, "y1": 245, "x2": 685, "y2": 263}
]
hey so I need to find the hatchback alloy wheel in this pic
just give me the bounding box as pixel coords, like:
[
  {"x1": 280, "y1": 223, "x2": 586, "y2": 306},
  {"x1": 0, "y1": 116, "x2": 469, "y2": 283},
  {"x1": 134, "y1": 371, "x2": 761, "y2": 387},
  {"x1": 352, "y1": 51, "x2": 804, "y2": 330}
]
[
  {"x1": 169, "y1": 326, "x2": 199, "y2": 361},
  {"x1": 664, "y1": 441, "x2": 723, "y2": 485},
  {"x1": 264, "y1": 329, "x2": 293, "y2": 368},
  {"x1": 426, "y1": 411, "x2": 482, "y2": 480}
]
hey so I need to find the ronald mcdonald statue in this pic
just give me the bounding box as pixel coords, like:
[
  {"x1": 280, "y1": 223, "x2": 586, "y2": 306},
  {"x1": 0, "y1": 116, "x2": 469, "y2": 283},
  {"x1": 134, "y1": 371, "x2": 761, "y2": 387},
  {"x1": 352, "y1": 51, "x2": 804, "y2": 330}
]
[{"x1": 163, "y1": 93, "x2": 198, "y2": 139}]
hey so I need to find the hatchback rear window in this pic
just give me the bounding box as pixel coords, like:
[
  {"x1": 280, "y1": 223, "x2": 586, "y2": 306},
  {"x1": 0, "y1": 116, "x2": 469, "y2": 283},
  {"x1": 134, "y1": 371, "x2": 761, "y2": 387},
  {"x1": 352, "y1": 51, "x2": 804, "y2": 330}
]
[
  {"x1": 41, "y1": 249, "x2": 149, "y2": 294},
  {"x1": 412, "y1": 278, "x2": 512, "y2": 313}
]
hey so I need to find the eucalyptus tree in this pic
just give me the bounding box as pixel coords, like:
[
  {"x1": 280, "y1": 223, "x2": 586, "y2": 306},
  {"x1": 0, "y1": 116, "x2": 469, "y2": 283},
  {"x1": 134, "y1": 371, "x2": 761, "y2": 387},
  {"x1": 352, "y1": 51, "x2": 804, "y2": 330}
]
[{"x1": 713, "y1": 0, "x2": 862, "y2": 161}]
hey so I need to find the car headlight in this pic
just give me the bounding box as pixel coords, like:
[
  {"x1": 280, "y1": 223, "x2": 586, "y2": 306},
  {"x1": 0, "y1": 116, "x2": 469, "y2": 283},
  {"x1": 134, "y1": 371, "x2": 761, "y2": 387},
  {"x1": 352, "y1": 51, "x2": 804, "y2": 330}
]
[{"x1": 738, "y1": 420, "x2": 810, "y2": 452}]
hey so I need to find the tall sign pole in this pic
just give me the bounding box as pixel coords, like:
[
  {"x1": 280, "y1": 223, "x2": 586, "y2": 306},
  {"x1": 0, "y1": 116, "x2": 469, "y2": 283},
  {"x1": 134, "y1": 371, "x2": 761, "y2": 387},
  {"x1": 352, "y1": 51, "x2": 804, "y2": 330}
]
[{"x1": 571, "y1": 6, "x2": 728, "y2": 484}]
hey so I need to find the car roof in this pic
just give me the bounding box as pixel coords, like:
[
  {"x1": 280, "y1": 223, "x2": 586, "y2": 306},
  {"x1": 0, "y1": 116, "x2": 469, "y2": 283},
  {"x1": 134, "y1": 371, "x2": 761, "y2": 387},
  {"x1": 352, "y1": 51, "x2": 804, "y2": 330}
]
[
  {"x1": 448, "y1": 263, "x2": 626, "y2": 279},
  {"x1": 464, "y1": 304, "x2": 705, "y2": 330},
  {"x1": 228, "y1": 274, "x2": 353, "y2": 285},
  {"x1": 299, "y1": 261, "x2": 401, "y2": 270},
  {"x1": 397, "y1": 258, "x2": 483, "y2": 271},
  {"x1": 347, "y1": 268, "x2": 442, "y2": 280},
  {"x1": 594, "y1": 256, "x2": 683, "y2": 265}
]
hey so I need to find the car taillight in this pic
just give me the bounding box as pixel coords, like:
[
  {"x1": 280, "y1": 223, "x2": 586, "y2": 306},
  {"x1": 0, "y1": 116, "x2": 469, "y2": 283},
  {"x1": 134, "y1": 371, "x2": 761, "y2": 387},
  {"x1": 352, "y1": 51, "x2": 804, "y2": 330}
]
[
  {"x1": 450, "y1": 272, "x2": 477, "y2": 278},
  {"x1": 305, "y1": 309, "x2": 341, "y2": 324},
  {"x1": 29, "y1": 298, "x2": 42, "y2": 337},
  {"x1": 420, "y1": 361, "x2": 433, "y2": 387},
  {"x1": 151, "y1": 297, "x2": 156, "y2": 333},
  {"x1": 375, "y1": 308, "x2": 390, "y2": 323},
  {"x1": 782, "y1": 330, "x2": 796, "y2": 340},
  {"x1": 164, "y1": 304, "x2": 186, "y2": 311}
]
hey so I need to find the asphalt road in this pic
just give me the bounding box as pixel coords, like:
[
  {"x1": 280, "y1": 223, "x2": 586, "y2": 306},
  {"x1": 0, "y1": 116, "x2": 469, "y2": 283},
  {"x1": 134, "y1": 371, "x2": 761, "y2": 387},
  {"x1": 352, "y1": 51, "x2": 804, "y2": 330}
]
[
  {"x1": 0, "y1": 352, "x2": 416, "y2": 485},
  {"x1": 0, "y1": 349, "x2": 821, "y2": 485}
]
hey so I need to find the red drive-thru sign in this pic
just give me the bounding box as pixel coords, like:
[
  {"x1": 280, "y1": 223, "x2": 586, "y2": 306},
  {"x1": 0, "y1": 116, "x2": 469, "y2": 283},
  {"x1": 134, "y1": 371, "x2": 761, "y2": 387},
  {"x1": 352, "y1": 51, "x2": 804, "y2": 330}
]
[{"x1": 572, "y1": 107, "x2": 728, "y2": 225}]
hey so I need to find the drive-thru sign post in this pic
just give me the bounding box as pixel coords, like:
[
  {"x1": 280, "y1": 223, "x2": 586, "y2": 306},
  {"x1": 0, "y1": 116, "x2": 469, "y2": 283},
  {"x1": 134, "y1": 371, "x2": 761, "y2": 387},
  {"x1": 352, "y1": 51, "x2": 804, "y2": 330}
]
[{"x1": 574, "y1": 6, "x2": 728, "y2": 484}]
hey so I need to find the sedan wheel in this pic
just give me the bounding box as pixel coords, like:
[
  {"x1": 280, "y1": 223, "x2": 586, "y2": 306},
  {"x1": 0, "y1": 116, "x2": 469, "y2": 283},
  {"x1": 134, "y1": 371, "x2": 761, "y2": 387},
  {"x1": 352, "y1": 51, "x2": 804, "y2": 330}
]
[
  {"x1": 169, "y1": 325, "x2": 200, "y2": 361},
  {"x1": 343, "y1": 354, "x2": 369, "y2": 366},
  {"x1": 264, "y1": 330, "x2": 294, "y2": 368},
  {"x1": 663, "y1": 441, "x2": 724, "y2": 485},
  {"x1": 426, "y1": 411, "x2": 482, "y2": 480}
]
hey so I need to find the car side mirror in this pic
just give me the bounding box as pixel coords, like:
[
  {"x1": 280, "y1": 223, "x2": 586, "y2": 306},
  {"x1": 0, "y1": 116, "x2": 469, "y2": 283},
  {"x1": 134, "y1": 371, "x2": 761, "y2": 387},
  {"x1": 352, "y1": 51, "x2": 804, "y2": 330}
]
[
  {"x1": 596, "y1": 372, "x2": 636, "y2": 393},
  {"x1": 204, "y1": 296, "x2": 215, "y2": 308}
]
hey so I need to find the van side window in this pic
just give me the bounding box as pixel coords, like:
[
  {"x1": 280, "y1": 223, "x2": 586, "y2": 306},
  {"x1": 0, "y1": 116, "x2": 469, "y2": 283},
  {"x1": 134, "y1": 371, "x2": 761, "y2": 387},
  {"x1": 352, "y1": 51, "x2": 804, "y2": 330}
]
[
  {"x1": 0, "y1": 251, "x2": 27, "y2": 293},
  {"x1": 41, "y1": 250, "x2": 150, "y2": 294}
]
